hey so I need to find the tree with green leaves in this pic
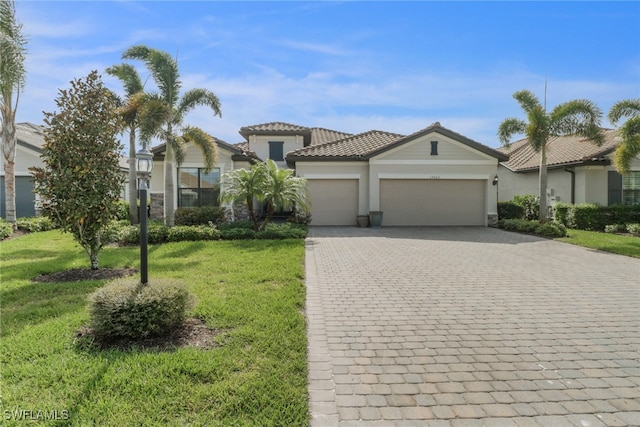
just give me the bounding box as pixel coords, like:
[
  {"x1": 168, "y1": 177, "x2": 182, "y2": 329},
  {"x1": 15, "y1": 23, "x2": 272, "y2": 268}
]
[
  {"x1": 122, "y1": 44, "x2": 221, "y2": 226},
  {"x1": 105, "y1": 63, "x2": 145, "y2": 224},
  {"x1": 608, "y1": 99, "x2": 640, "y2": 174},
  {"x1": 221, "y1": 160, "x2": 309, "y2": 231},
  {"x1": 499, "y1": 89, "x2": 604, "y2": 221},
  {"x1": 31, "y1": 71, "x2": 125, "y2": 270},
  {"x1": 0, "y1": 0, "x2": 27, "y2": 229}
]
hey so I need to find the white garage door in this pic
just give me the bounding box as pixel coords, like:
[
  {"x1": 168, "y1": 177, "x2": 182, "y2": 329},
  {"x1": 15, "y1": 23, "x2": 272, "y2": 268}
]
[
  {"x1": 380, "y1": 179, "x2": 485, "y2": 226},
  {"x1": 307, "y1": 179, "x2": 358, "y2": 226}
]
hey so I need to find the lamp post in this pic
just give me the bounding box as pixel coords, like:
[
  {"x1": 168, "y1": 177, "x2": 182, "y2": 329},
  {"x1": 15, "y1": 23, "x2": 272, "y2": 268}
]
[{"x1": 136, "y1": 147, "x2": 153, "y2": 285}]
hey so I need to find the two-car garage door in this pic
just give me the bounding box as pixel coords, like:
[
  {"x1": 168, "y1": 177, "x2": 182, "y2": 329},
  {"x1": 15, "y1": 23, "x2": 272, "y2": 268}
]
[{"x1": 380, "y1": 179, "x2": 485, "y2": 226}]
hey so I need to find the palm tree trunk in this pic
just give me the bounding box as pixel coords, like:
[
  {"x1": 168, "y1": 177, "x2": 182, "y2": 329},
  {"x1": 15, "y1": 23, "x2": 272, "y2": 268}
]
[
  {"x1": 164, "y1": 146, "x2": 175, "y2": 226},
  {"x1": 538, "y1": 144, "x2": 548, "y2": 222},
  {"x1": 1, "y1": 119, "x2": 17, "y2": 230},
  {"x1": 128, "y1": 128, "x2": 138, "y2": 224}
]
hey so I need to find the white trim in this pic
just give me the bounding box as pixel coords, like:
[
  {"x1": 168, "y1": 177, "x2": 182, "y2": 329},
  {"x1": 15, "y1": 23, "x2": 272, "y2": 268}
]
[
  {"x1": 371, "y1": 159, "x2": 495, "y2": 166},
  {"x1": 302, "y1": 173, "x2": 362, "y2": 180},
  {"x1": 378, "y1": 173, "x2": 490, "y2": 180}
]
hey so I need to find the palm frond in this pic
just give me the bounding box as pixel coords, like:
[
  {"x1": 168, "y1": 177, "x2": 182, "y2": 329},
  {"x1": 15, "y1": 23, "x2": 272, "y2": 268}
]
[
  {"x1": 138, "y1": 96, "x2": 170, "y2": 143},
  {"x1": 0, "y1": 0, "x2": 27, "y2": 110},
  {"x1": 178, "y1": 88, "x2": 222, "y2": 118},
  {"x1": 105, "y1": 63, "x2": 144, "y2": 97},
  {"x1": 123, "y1": 44, "x2": 180, "y2": 106},
  {"x1": 608, "y1": 98, "x2": 640, "y2": 125},
  {"x1": 167, "y1": 132, "x2": 186, "y2": 165},
  {"x1": 181, "y1": 125, "x2": 217, "y2": 171},
  {"x1": 512, "y1": 90, "x2": 541, "y2": 115},
  {"x1": 550, "y1": 99, "x2": 604, "y2": 145},
  {"x1": 497, "y1": 118, "x2": 526, "y2": 146}
]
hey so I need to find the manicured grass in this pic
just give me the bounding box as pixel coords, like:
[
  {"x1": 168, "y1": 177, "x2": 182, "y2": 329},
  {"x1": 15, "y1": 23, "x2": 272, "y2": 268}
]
[
  {"x1": 1, "y1": 230, "x2": 308, "y2": 426},
  {"x1": 556, "y1": 229, "x2": 640, "y2": 258}
]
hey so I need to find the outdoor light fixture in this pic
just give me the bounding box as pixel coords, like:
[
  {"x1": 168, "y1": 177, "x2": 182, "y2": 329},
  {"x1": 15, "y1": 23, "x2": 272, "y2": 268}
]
[
  {"x1": 136, "y1": 147, "x2": 153, "y2": 285},
  {"x1": 492, "y1": 174, "x2": 499, "y2": 186}
]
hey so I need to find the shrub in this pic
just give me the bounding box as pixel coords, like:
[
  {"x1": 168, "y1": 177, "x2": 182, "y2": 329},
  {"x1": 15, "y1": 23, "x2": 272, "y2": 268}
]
[
  {"x1": 166, "y1": 225, "x2": 222, "y2": 242},
  {"x1": 512, "y1": 195, "x2": 539, "y2": 221},
  {"x1": 552, "y1": 202, "x2": 572, "y2": 226},
  {"x1": 220, "y1": 227, "x2": 257, "y2": 240},
  {"x1": 572, "y1": 203, "x2": 604, "y2": 231},
  {"x1": 114, "y1": 201, "x2": 130, "y2": 221},
  {"x1": 497, "y1": 201, "x2": 525, "y2": 220},
  {"x1": 605, "y1": 223, "x2": 627, "y2": 234},
  {"x1": 498, "y1": 219, "x2": 539, "y2": 233},
  {"x1": 175, "y1": 206, "x2": 229, "y2": 226},
  {"x1": 627, "y1": 223, "x2": 640, "y2": 236},
  {"x1": 0, "y1": 220, "x2": 12, "y2": 240},
  {"x1": 257, "y1": 223, "x2": 308, "y2": 240},
  {"x1": 534, "y1": 222, "x2": 567, "y2": 238},
  {"x1": 16, "y1": 216, "x2": 56, "y2": 232},
  {"x1": 88, "y1": 278, "x2": 194, "y2": 340}
]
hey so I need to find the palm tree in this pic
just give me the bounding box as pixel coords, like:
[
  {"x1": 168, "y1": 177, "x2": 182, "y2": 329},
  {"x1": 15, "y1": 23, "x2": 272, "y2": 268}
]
[
  {"x1": 122, "y1": 44, "x2": 221, "y2": 226},
  {"x1": 220, "y1": 160, "x2": 310, "y2": 231},
  {"x1": 499, "y1": 89, "x2": 604, "y2": 221},
  {"x1": 0, "y1": 0, "x2": 27, "y2": 229},
  {"x1": 105, "y1": 63, "x2": 145, "y2": 224},
  {"x1": 260, "y1": 159, "x2": 309, "y2": 230},
  {"x1": 608, "y1": 99, "x2": 640, "y2": 174}
]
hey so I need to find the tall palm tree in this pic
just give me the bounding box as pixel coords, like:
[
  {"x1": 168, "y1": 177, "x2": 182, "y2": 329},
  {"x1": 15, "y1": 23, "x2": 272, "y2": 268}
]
[
  {"x1": 122, "y1": 44, "x2": 221, "y2": 226},
  {"x1": 0, "y1": 0, "x2": 27, "y2": 229},
  {"x1": 105, "y1": 63, "x2": 145, "y2": 224},
  {"x1": 608, "y1": 99, "x2": 640, "y2": 174},
  {"x1": 499, "y1": 89, "x2": 604, "y2": 221}
]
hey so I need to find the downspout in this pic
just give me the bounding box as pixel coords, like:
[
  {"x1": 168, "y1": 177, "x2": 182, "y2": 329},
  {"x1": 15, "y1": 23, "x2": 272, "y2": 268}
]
[{"x1": 564, "y1": 167, "x2": 575, "y2": 204}]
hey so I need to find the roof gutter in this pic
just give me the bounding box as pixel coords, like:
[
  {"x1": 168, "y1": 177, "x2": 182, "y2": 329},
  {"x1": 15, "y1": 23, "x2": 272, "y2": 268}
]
[{"x1": 564, "y1": 167, "x2": 575, "y2": 204}]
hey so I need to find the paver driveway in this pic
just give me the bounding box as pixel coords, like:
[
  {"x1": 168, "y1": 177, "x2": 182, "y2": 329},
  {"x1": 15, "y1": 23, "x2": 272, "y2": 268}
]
[{"x1": 305, "y1": 227, "x2": 640, "y2": 427}]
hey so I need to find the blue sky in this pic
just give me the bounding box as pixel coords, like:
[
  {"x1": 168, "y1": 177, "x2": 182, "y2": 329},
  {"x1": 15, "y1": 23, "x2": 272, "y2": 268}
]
[{"x1": 14, "y1": 1, "x2": 640, "y2": 148}]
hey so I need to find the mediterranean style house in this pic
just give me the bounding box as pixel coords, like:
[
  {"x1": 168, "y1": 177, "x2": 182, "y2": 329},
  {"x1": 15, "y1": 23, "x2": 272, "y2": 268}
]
[
  {"x1": 496, "y1": 129, "x2": 640, "y2": 210},
  {"x1": 151, "y1": 121, "x2": 508, "y2": 226}
]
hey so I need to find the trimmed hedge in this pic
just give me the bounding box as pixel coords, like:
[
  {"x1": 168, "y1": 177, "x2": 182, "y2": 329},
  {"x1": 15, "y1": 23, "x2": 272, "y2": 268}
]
[
  {"x1": 497, "y1": 201, "x2": 525, "y2": 220},
  {"x1": 0, "y1": 220, "x2": 12, "y2": 240},
  {"x1": 88, "y1": 278, "x2": 193, "y2": 339},
  {"x1": 553, "y1": 203, "x2": 640, "y2": 231},
  {"x1": 17, "y1": 216, "x2": 56, "y2": 233}
]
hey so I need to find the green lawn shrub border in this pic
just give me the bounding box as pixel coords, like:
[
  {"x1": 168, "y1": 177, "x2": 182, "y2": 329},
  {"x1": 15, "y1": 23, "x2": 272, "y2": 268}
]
[
  {"x1": 553, "y1": 203, "x2": 640, "y2": 232},
  {"x1": 498, "y1": 218, "x2": 567, "y2": 238},
  {"x1": 174, "y1": 206, "x2": 229, "y2": 226}
]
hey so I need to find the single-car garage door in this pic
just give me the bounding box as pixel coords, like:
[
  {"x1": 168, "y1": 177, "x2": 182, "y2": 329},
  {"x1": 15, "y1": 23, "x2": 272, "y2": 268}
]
[
  {"x1": 380, "y1": 179, "x2": 485, "y2": 226},
  {"x1": 308, "y1": 179, "x2": 358, "y2": 226}
]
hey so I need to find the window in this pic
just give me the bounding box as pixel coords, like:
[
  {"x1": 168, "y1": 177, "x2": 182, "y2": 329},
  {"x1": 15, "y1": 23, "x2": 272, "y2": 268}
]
[
  {"x1": 622, "y1": 171, "x2": 640, "y2": 205},
  {"x1": 178, "y1": 168, "x2": 221, "y2": 207},
  {"x1": 430, "y1": 140, "x2": 438, "y2": 156},
  {"x1": 269, "y1": 141, "x2": 284, "y2": 161}
]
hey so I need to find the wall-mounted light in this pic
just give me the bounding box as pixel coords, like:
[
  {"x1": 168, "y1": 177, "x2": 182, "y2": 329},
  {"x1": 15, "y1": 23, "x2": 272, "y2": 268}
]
[{"x1": 492, "y1": 174, "x2": 499, "y2": 186}]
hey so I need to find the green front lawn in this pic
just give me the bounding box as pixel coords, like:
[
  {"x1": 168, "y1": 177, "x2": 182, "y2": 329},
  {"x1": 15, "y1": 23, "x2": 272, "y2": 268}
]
[
  {"x1": 0, "y1": 231, "x2": 308, "y2": 426},
  {"x1": 556, "y1": 229, "x2": 640, "y2": 258}
]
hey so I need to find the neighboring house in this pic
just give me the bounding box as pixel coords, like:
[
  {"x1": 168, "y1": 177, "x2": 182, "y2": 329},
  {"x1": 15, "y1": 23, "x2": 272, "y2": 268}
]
[
  {"x1": 497, "y1": 129, "x2": 640, "y2": 208},
  {"x1": 151, "y1": 121, "x2": 508, "y2": 227},
  {"x1": 0, "y1": 122, "x2": 131, "y2": 219}
]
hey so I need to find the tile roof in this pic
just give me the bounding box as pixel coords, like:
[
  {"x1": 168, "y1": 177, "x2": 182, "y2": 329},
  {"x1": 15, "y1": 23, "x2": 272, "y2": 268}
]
[
  {"x1": 287, "y1": 130, "x2": 405, "y2": 161},
  {"x1": 239, "y1": 121, "x2": 311, "y2": 139},
  {"x1": 310, "y1": 127, "x2": 353, "y2": 146},
  {"x1": 499, "y1": 129, "x2": 620, "y2": 171}
]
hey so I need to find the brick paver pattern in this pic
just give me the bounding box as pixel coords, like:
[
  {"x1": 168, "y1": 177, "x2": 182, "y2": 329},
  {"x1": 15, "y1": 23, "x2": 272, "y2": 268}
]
[{"x1": 305, "y1": 227, "x2": 640, "y2": 427}]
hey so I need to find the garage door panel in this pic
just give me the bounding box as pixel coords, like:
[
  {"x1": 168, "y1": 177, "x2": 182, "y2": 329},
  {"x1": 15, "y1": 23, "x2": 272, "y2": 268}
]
[
  {"x1": 380, "y1": 179, "x2": 485, "y2": 226},
  {"x1": 308, "y1": 179, "x2": 358, "y2": 226}
]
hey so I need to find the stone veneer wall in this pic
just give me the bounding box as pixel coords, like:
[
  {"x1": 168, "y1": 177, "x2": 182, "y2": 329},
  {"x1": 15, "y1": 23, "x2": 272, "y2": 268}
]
[
  {"x1": 233, "y1": 203, "x2": 251, "y2": 222},
  {"x1": 150, "y1": 193, "x2": 164, "y2": 221}
]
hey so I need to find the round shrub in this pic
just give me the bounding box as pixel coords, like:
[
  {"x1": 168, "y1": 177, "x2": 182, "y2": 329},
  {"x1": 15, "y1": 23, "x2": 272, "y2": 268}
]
[
  {"x1": 627, "y1": 223, "x2": 640, "y2": 236},
  {"x1": 534, "y1": 222, "x2": 567, "y2": 238},
  {"x1": 166, "y1": 225, "x2": 221, "y2": 242},
  {"x1": 605, "y1": 223, "x2": 627, "y2": 234},
  {"x1": 16, "y1": 216, "x2": 55, "y2": 232},
  {"x1": 88, "y1": 278, "x2": 194, "y2": 340},
  {"x1": 497, "y1": 201, "x2": 525, "y2": 220},
  {"x1": 174, "y1": 206, "x2": 229, "y2": 226}
]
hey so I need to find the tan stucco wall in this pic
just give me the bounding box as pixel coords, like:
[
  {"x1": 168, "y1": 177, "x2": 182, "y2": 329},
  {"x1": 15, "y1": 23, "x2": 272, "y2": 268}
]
[{"x1": 375, "y1": 132, "x2": 492, "y2": 162}]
